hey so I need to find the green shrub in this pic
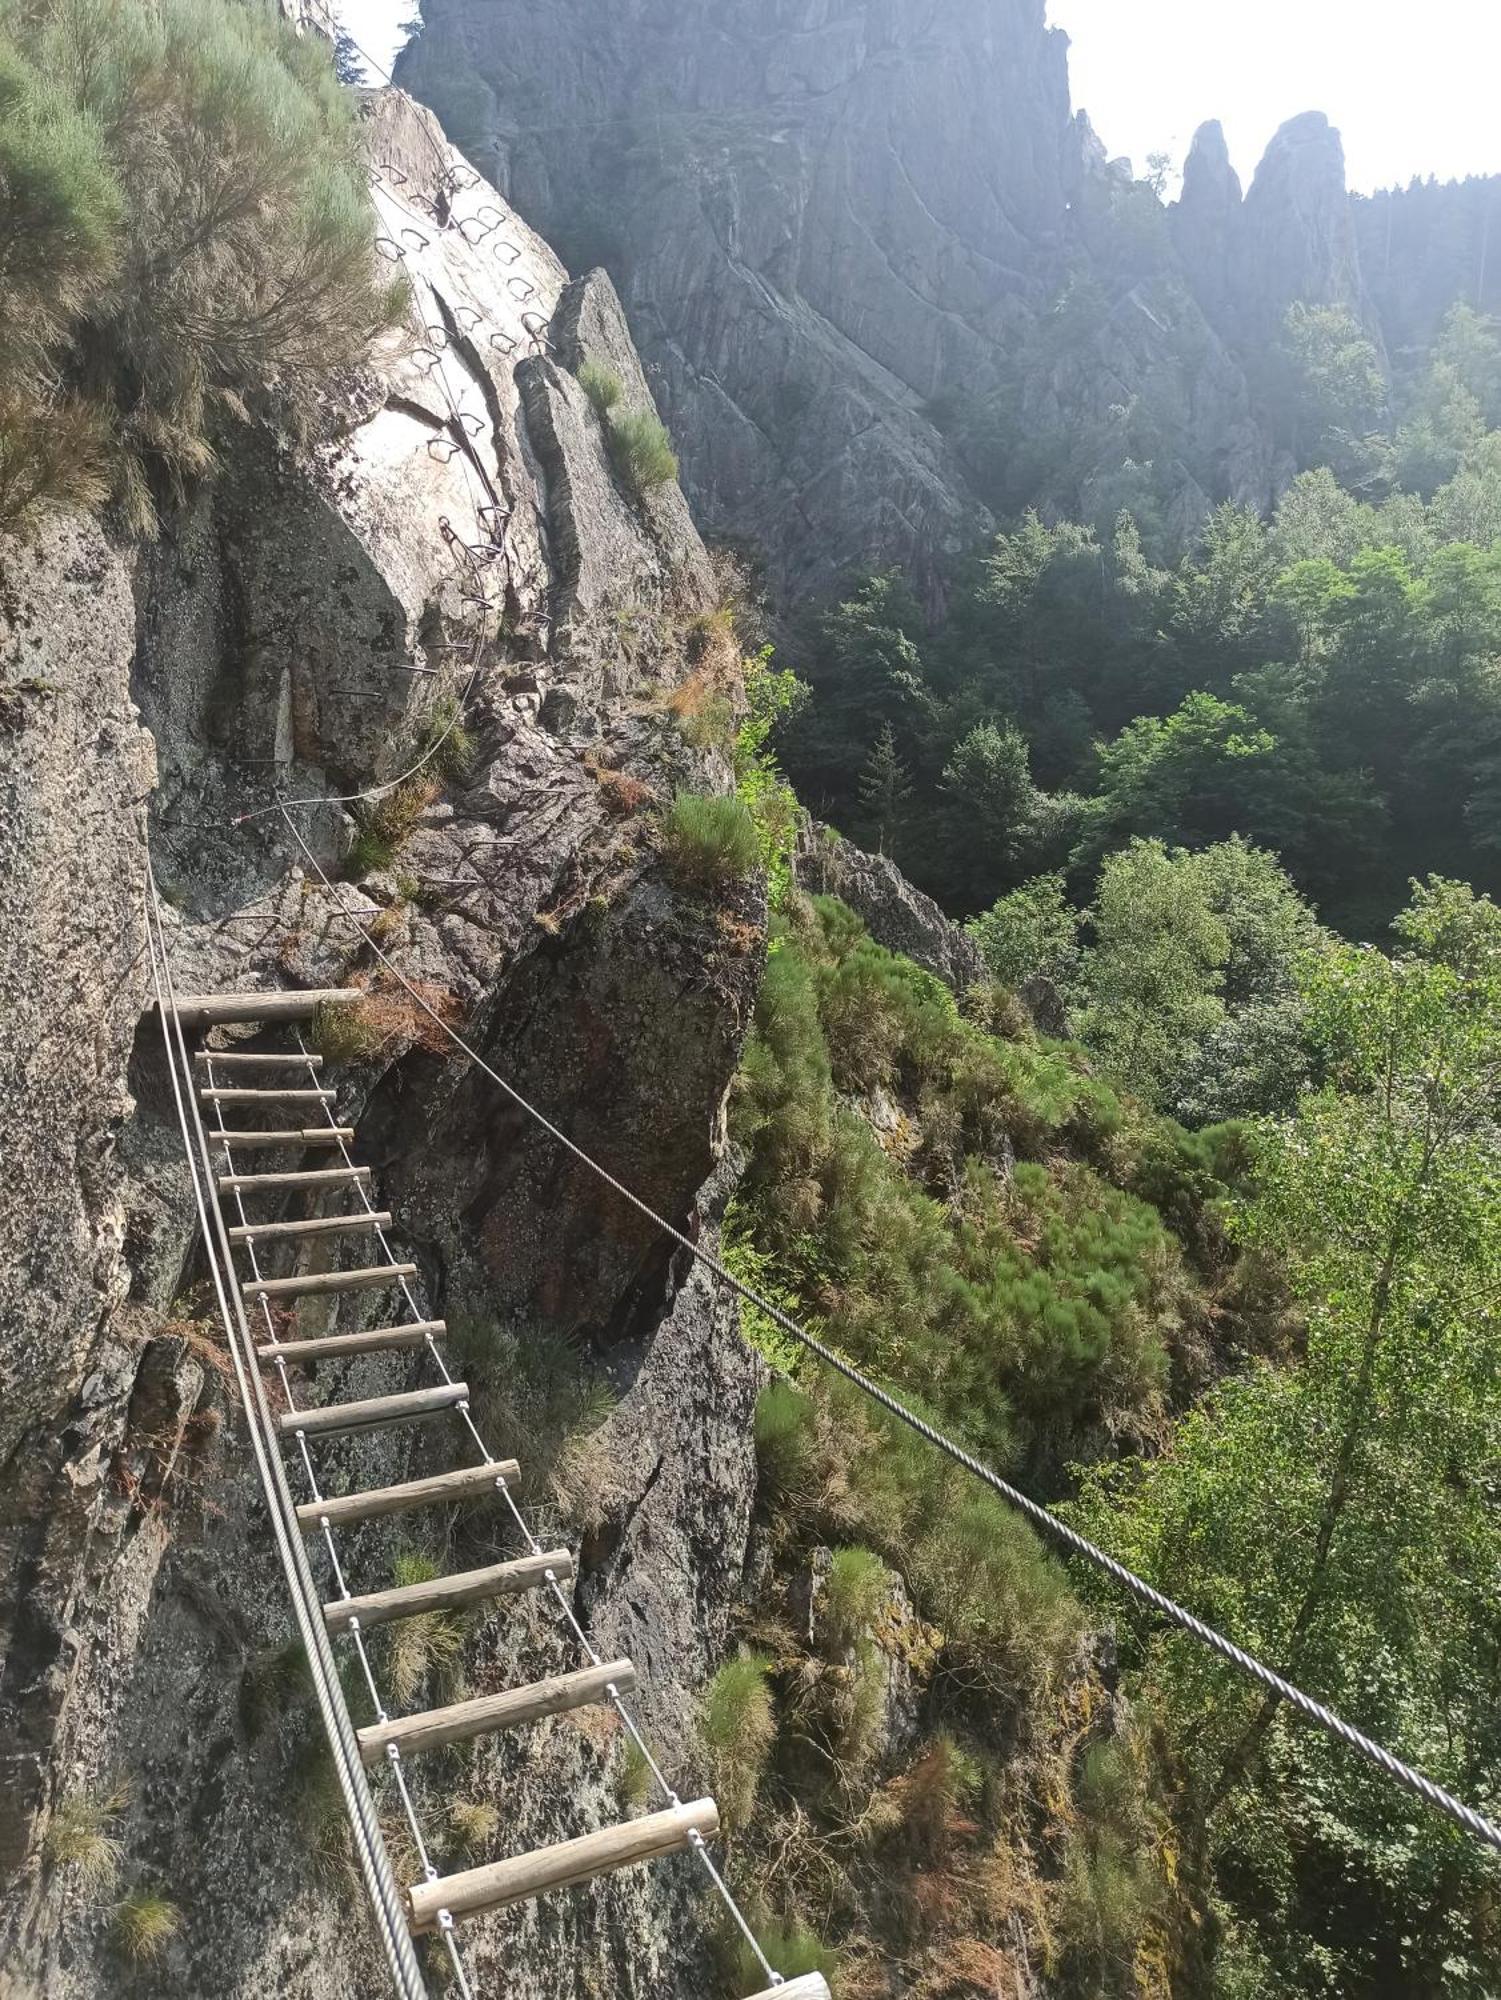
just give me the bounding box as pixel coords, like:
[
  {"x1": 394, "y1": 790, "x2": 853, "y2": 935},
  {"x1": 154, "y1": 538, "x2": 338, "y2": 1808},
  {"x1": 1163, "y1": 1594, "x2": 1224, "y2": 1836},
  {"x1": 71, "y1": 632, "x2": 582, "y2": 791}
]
[
  {"x1": 661, "y1": 791, "x2": 761, "y2": 892},
  {"x1": 608, "y1": 407, "x2": 678, "y2": 495},
  {"x1": 752, "y1": 1381, "x2": 819, "y2": 1503},
  {"x1": 700, "y1": 1649, "x2": 776, "y2": 1829},
  {"x1": 0, "y1": 0, "x2": 400, "y2": 535},
  {"x1": 113, "y1": 1888, "x2": 181, "y2": 1964},
  {"x1": 577, "y1": 358, "x2": 623, "y2": 420},
  {"x1": 821, "y1": 1545, "x2": 889, "y2": 1651},
  {"x1": 43, "y1": 1778, "x2": 129, "y2": 1889}
]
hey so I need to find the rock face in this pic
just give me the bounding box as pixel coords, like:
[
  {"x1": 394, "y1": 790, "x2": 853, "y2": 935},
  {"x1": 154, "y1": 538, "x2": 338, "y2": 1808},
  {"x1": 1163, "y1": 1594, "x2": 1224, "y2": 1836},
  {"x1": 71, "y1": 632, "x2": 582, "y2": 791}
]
[
  {"x1": 794, "y1": 823, "x2": 983, "y2": 993},
  {"x1": 0, "y1": 88, "x2": 768, "y2": 2000},
  {"x1": 397, "y1": 4, "x2": 1486, "y2": 607}
]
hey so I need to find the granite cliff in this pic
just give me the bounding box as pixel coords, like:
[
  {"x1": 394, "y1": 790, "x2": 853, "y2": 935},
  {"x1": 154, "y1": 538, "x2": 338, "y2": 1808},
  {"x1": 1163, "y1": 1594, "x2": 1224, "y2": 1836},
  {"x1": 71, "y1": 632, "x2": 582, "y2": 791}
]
[{"x1": 395, "y1": 0, "x2": 1501, "y2": 601}]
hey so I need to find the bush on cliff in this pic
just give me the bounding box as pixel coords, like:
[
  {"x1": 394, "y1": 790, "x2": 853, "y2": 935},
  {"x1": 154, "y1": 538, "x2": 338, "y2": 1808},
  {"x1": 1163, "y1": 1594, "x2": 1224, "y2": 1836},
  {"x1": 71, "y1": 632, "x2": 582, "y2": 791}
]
[
  {"x1": 663, "y1": 791, "x2": 761, "y2": 891},
  {"x1": 0, "y1": 0, "x2": 400, "y2": 535},
  {"x1": 608, "y1": 406, "x2": 679, "y2": 495}
]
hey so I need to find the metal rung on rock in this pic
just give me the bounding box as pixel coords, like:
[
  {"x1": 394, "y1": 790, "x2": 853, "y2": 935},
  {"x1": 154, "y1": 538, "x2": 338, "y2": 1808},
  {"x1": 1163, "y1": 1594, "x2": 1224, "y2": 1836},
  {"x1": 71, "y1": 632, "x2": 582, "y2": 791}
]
[
  {"x1": 295, "y1": 1460, "x2": 519, "y2": 1530},
  {"x1": 356, "y1": 1658, "x2": 631, "y2": 1766},
  {"x1": 324, "y1": 1547, "x2": 572, "y2": 1632},
  {"x1": 244, "y1": 1263, "x2": 417, "y2": 1302},
  {"x1": 406, "y1": 1798, "x2": 720, "y2": 1931},
  {"x1": 277, "y1": 1383, "x2": 466, "y2": 1440},
  {"x1": 743, "y1": 1981, "x2": 833, "y2": 2000},
  {"x1": 258, "y1": 1320, "x2": 444, "y2": 1363}
]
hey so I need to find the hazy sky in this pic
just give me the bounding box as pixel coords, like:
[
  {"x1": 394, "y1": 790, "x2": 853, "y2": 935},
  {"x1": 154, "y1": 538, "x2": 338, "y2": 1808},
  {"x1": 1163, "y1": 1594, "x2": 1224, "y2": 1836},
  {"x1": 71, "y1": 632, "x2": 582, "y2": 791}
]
[
  {"x1": 1049, "y1": 0, "x2": 1501, "y2": 195},
  {"x1": 338, "y1": 0, "x2": 1501, "y2": 199}
]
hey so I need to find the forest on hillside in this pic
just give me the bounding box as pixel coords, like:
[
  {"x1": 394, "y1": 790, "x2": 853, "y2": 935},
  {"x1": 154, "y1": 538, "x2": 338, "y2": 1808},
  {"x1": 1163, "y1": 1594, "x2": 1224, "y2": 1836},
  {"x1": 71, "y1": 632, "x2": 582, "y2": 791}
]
[{"x1": 711, "y1": 287, "x2": 1501, "y2": 1999}]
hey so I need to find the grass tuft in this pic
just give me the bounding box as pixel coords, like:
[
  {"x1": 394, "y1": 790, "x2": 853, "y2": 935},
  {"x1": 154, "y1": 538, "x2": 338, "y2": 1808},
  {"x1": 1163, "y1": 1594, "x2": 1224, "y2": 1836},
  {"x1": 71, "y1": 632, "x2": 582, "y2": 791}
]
[
  {"x1": 700, "y1": 1649, "x2": 776, "y2": 1831},
  {"x1": 577, "y1": 358, "x2": 623, "y2": 419},
  {"x1": 661, "y1": 792, "x2": 761, "y2": 893},
  {"x1": 113, "y1": 1888, "x2": 181, "y2": 1964},
  {"x1": 607, "y1": 407, "x2": 678, "y2": 495},
  {"x1": 43, "y1": 1778, "x2": 130, "y2": 1890}
]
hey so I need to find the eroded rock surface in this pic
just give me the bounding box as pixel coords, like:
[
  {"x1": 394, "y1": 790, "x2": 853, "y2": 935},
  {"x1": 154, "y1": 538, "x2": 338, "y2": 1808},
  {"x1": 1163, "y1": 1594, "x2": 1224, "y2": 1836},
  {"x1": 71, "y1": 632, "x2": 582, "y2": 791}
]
[{"x1": 0, "y1": 89, "x2": 766, "y2": 2000}]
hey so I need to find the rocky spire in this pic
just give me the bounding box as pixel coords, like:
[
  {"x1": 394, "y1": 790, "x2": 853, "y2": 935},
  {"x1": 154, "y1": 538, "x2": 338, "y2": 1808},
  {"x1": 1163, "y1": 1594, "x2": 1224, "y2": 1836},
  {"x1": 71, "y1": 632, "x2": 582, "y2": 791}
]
[
  {"x1": 1237, "y1": 111, "x2": 1378, "y2": 343},
  {"x1": 1171, "y1": 120, "x2": 1244, "y2": 331}
]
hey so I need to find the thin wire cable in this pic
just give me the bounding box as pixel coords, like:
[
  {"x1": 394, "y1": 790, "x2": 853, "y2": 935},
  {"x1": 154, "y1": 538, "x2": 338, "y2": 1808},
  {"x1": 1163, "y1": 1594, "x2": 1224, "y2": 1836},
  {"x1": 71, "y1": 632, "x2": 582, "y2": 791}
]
[
  {"x1": 288, "y1": 1033, "x2": 781, "y2": 1984},
  {"x1": 275, "y1": 809, "x2": 1501, "y2": 1861},
  {"x1": 142, "y1": 870, "x2": 429, "y2": 1997}
]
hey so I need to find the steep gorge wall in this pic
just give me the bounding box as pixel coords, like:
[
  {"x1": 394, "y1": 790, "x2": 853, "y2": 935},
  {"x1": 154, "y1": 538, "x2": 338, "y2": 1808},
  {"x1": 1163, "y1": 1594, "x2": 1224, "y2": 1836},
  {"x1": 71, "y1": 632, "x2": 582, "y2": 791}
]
[
  {"x1": 0, "y1": 89, "x2": 767, "y2": 2000},
  {"x1": 397, "y1": 0, "x2": 1498, "y2": 603}
]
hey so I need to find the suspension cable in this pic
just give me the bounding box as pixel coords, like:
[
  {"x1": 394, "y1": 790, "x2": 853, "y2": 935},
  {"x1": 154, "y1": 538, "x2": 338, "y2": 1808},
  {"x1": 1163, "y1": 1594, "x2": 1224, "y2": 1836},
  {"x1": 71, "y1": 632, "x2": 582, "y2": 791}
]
[{"x1": 274, "y1": 808, "x2": 1501, "y2": 1860}]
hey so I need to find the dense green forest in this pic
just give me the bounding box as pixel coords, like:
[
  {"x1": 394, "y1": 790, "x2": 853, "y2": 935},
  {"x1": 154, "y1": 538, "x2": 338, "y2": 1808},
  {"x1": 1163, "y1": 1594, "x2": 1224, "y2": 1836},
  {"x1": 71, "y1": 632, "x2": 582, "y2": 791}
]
[
  {"x1": 785, "y1": 304, "x2": 1501, "y2": 942},
  {"x1": 725, "y1": 296, "x2": 1501, "y2": 1996}
]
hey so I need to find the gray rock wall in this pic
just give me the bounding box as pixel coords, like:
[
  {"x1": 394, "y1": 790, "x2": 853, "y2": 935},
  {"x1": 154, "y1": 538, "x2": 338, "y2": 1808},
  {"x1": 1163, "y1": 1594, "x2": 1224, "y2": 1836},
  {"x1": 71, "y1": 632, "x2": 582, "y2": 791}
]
[
  {"x1": 0, "y1": 89, "x2": 768, "y2": 2000},
  {"x1": 397, "y1": 2, "x2": 1470, "y2": 606}
]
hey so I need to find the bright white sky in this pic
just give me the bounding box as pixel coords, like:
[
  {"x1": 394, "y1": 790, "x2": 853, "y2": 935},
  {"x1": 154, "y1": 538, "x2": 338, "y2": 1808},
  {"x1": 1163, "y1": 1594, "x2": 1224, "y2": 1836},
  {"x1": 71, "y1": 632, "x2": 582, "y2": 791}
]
[
  {"x1": 338, "y1": 0, "x2": 1501, "y2": 198},
  {"x1": 1048, "y1": 0, "x2": 1501, "y2": 195}
]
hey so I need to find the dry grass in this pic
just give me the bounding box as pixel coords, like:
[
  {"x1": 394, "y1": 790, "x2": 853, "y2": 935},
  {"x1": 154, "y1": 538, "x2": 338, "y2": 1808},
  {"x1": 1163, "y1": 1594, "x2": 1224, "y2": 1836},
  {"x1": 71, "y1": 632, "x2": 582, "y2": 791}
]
[
  {"x1": 590, "y1": 764, "x2": 657, "y2": 817},
  {"x1": 311, "y1": 979, "x2": 463, "y2": 1064},
  {"x1": 112, "y1": 1888, "x2": 180, "y2": 1964},
  {"x1": 43, "y1": 1778, "x2": 130, "y2": 1890}
]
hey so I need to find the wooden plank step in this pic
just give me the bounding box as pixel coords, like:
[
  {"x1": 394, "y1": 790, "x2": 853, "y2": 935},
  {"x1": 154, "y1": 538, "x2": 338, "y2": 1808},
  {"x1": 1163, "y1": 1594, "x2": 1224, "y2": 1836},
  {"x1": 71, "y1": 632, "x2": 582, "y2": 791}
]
[
  {"x1": 744, "y1": 1981, "x2": 832, "y2": 2000},
  {"x1": 357, "y1": 1659, "x2": 632, "y2": 1766},
  {"x1": 218, "y1": 1166, "x2": 371, "y2": 1193},
  {"x1": 406, "y1": 1798, "x2": 720, "y2": 1931},
  {"x1": 324, "y1": 1547, "x2": 572, "y2": 1632},
  {"x1": 229, "y1": 1211, "x2": 393, "y2": 1244},
  {"x1": 195, "y1": 1050, "x2": 324, "y2": 1069},
  {"x1": 259, "y1": 1320, "x2": 445, "y2": 1363},
  {"x1": 213, "y1": 1127, "x2": 354, "y2": 1149},
  {"x1": 243, "y1": 1263, "x2": 416, "y2": 1302},
  {"x1": 156, "y1": 989, "x2": 361, "y2": 1027},
  {"x1": 278, "y1": 1383, "x2": 466, "y2": 1440},
  {"x1": 295, "y1": 1459, "x2": 519, "y2": 1530},
  {"x1": 200, "y1": 1086, "x2": 336, "y2": 1105}
]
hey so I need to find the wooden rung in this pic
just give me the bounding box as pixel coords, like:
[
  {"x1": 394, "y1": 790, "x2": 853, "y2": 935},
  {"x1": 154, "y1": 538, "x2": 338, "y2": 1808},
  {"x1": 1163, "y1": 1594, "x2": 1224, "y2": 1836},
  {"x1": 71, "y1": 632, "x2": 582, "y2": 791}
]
[
  {"x1": 213, "y1": 1127, "x2": 354, "y2": 1149},
  {"x1": 200, "y1": 1089, "x2": 337, "y2": 1110},
  {"x1": 155, "y1": 988, "x2": 361, "y2": 1027},
  {"x1": 258, "y1": 1320, "x2": 445, "y2": 1363},
  {"x1": 277, "y1": 1383, "x2": 466, "y2": 1440},
  {"x1": 325, "y1": 1547, "x2": 573, "y2": 1633},
  {"x1": 407, "y1": 1798, "x2": 720, "y2": 1932},
  {"x1": 357, "y1": 1658, "x2": 630, "y2": 1766},
  {"x1": 217, "y1": 1166, "x2": 371, "y2": 1193},
  {"x1": 243, "y1": 1263, "x2": 417, "y2": 1301},
  {"x1": 295, "y1": 1459, "x2": 519, "y2": 1530},
  {"x1": 195, "y1": 1050, "x2": 324, "y2": 1069},
  {"x1": 742, "y1": 1981, "x2": 832, "y2": 2000},
  {"x1": 229, "y1": 1211, "x2": 393, "y2": 1244}
]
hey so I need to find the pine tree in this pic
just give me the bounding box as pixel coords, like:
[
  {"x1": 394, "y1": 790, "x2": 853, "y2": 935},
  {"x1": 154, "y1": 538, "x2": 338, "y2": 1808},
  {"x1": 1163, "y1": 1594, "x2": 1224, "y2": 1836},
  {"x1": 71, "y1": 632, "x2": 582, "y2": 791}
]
[{"x1": 857, "y1": 721, "x2": 911, "y2": 857}]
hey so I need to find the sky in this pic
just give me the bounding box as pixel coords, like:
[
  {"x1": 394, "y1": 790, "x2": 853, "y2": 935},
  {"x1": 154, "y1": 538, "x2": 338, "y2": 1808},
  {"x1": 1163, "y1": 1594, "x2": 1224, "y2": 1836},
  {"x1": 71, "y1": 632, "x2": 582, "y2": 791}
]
[
  {"x1": 337, "y1": 0, "x2": 409, "y2": 80},
  {"x1": 1048, "y1": 0, "x2": 1501, "y2": 196},
  {"x1": 339, "y1": 0, "x2": 1501, "y2": 199}
]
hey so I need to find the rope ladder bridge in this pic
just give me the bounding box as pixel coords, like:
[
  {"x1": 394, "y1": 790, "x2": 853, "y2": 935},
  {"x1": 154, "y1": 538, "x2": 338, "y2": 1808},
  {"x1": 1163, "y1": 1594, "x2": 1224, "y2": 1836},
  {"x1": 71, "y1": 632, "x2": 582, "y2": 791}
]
[{"x1": 143, "y1": 898, "x2": 819, "y2": 2000}]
